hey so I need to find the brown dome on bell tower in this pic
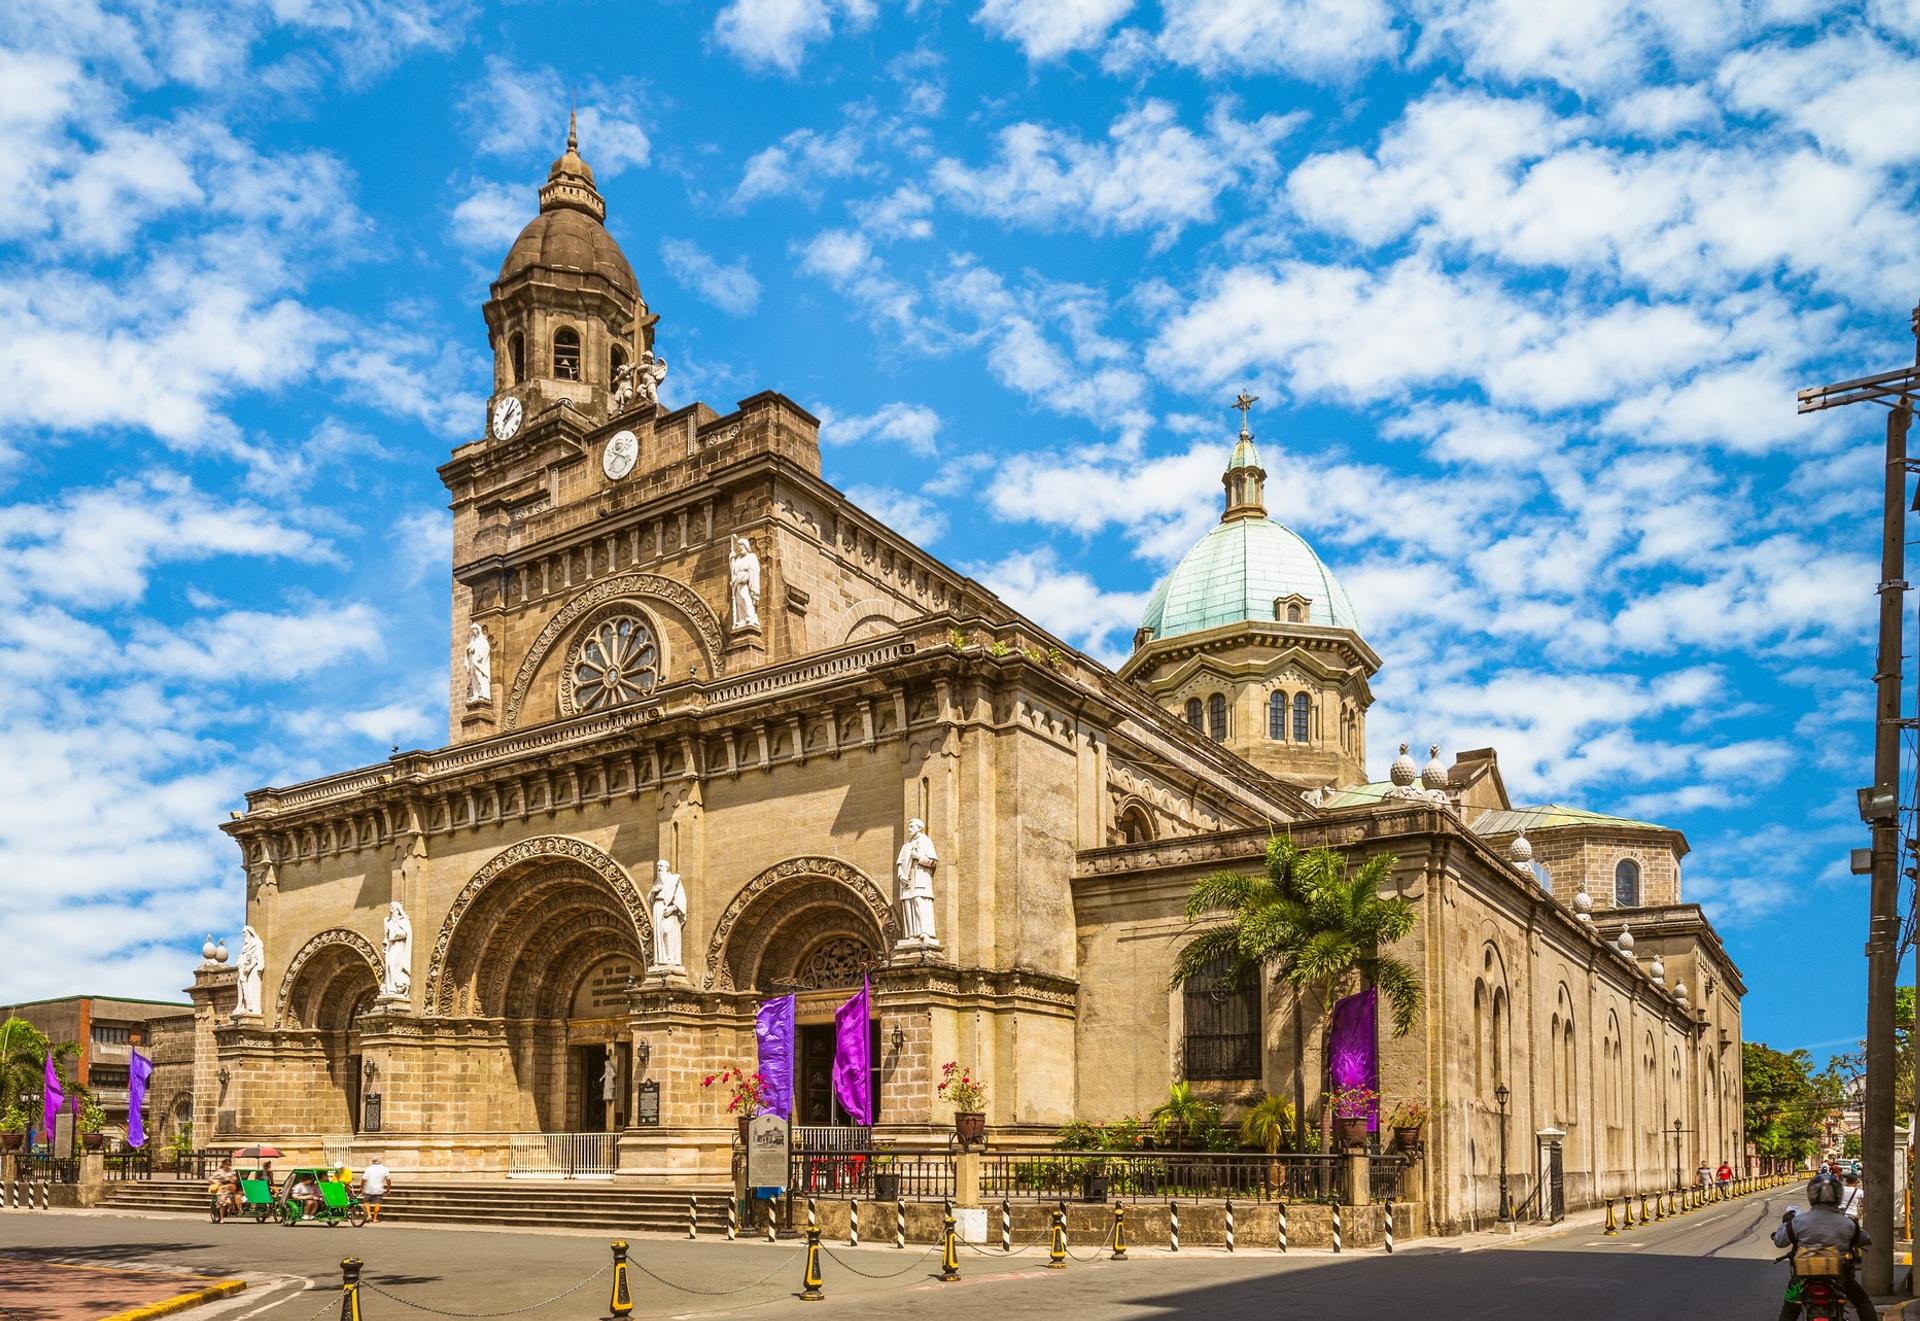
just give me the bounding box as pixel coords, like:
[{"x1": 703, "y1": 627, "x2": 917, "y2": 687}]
[{"x1": 483, "y1": 111, "x2": 654, "y2": 434}]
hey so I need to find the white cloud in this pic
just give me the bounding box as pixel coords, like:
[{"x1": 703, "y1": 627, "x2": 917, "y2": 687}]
[
  {"x1": 125, "y1": 602, "x2": 385, "y2": 681},
  {"x1": 862, "y1": 184, "x2": 934, "y2": 240},
  {"x1": 1718, "y1": 28, "x2": 1920, "y2": 167},
  {"x1": 735, "y1": 125, "x2": 872, "y2": 207},
  {"x1": 462, "y1": 59, "x2": 651, "y2": 175},
  {"x1": 931, "y1": 99, "x2": 1301, "y2": 244},
  {"x1": 846, "y1": 485, "x2": 949, "y2": 545},
  {"x1": 659, "y1": 238, "x2": 762, "y2": 316},
  {"x1": 712, "y1": 0, "x2": 877, "y2": 75},
  {"x1": 450, "y1": 179, "x2": 529, "y2": 251},
  {"x1": 975, "y1": 0, "x2": 1135, "y2": 59},
  {"x1": 1408, "y1": 0, "x2": 1748, "y2": 93},
  {"x1": 969, "y1": 547, "x2": 1151, "y2": 664},
  {"x1": 1158, "y1": 0, "x2": 1402, "y2": 79},
  {"x1": 818, "y1": 402, "x2": 943, "y2": 454},
  {"x1": 794, "y1": 228, "x2": 937, "y2": 349}
]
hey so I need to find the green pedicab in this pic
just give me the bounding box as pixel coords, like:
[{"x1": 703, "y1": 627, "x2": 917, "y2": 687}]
[
  {"x1": 235, "y1": 1167, "x2": 278, "y2": 1223},
  {"x1": 278, "y1": 1168, "x2": 367, "y2": 1228}
]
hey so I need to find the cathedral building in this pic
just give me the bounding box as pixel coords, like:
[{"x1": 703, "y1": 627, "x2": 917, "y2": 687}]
[{"x1": 178, "y1": 123, "x2": 1744, "y2": 1233}]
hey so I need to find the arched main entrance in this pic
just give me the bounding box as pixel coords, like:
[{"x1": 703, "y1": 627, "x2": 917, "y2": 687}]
[
  {"x1": 276, "y1": 930, "x2": 384, "y2": 1134},
  {"x1": 706, "y1": 857, "x2": 894, "y2": 1127},
  {"x1": 426, "y1": 836, "x2": 651, "y2": 1132}
]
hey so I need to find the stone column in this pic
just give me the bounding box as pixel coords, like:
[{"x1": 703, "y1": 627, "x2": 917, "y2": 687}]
[
  {"x1": 1345, "y1": 1148, "x2": 1371, "y2": 1206},
  {"x1": 187, "y1": 964, "x2": 237, "y2": 1149},
  {"x1": 78, "y1": 1152, "x2": 105, "y2": 1208}
]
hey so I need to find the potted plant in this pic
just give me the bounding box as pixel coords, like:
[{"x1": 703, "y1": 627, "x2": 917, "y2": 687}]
[
  {"x1": 1327, "y1": 1086, "x2": 1378, "y2": 1149},
  {"x1": 1148, "y1": 1081, "x2": 1219, "y2": 1152},
  {"x1": 870, "y1": 1141, "x2": 900, "y2": 1203},
  {"x1": 1387, "y1": 1099, "x2": 1427, "y2": 1152},
  {"x1": 1239, "y1": 1093, "x2": 1296, "y2": 1191},
  {"x1": 701, "y1": 1066, "x2": 769, "y2": 1142},
  {"x1": 0, "y1": 1103, "x2": 26, "y2": 1151},
  {"x1": 79, "y1": 1100, "x2": 106, "y2": 1150},
  {"x1": 938, "y1": 1061, "x2": 987, "y2": 1148}
]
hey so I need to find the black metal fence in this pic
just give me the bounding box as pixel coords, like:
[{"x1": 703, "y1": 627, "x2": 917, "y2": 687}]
[
  {"x1": 983, "y1": 1151, "x2": 1351, "y2": 1204},
  {"x1": 24, "y1": 1154, "x2": 79, "y2": 1184},
  {"x1": 106, "y1": 1150, "x2": 153, "y2": 1181},
  {"x1": 789, "y1": 1146, "x2": 954, "y2": 1202}
]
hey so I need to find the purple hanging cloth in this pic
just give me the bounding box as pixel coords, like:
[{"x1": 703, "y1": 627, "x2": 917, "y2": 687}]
[
  {"x1": 832, "y1": 977, "x2": 872, "y2": 1126},
  {"x1": 41, "y1": 1052, "x2": 64, "y2": 1144},
  {"x1": 1328, "y1": 986, "x2": 1379, "y2": 1131},
  {"x1": 755, "y1": 995, "x2": 796, "y2": 1119},
  {"x1": 127, "y1": 1051, "x2": 153, "y2": 1149}
]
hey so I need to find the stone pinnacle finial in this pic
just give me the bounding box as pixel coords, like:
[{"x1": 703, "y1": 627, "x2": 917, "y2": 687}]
[{"x1": 568, "y1": 103, "x2": 579, "y2": 154}]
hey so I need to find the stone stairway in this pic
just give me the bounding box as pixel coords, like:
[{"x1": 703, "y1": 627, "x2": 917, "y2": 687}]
[{"x1": 97, "y1": 1179, "x2": 736, "y2": 1235}]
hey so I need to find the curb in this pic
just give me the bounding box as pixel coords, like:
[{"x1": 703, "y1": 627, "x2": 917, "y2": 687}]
[{"x1": 97, "y1": 1278, "x2": 246, "y2": 1321}]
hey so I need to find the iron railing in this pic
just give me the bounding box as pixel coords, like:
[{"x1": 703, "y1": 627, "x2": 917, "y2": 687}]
[
  {"x1": 106, "y1": 1150, "x2": 153, "y2": 1181},
  {"x1": 982, "y1": 1151, "x2": 1348, "y2": 1204},
  {"x1": 789, "y1": 1145, "x2": 954, "y2": 1201},
  {"x1": 1367, "y1": 1153, "x2": 1408, "y2": 1202},
  {"x1": 24, "y1": 1154, "x2": 80, "y2": 1184},
  {"x1": 506, "y1": 1133, "x2": 618, "y2": 1179}
]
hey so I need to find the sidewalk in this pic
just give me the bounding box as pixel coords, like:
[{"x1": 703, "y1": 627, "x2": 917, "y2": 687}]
[{"x1": 0, "y1": 1254, "x2": 244, "y2": 1321}]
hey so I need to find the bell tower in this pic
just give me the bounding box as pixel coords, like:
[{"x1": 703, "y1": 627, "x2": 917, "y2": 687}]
[{"x1": 481, "y1": 113, "x2": 654, "y2": 441}]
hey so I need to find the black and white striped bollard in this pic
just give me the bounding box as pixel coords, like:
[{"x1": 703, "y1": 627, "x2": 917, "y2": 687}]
[
  {"x1": 688, "y1": 1192, "x2": 698, "y2": 1239},
  {"x1": 1169, "y1": 1200, "x2": 1179, "y2": 1253},
  {"x1": 850, "y1": 1196, "x2": 860, "y2": 1248},
  {"x1": 894, "y1": 1197, "x2": 906, "y2": 1249},
  {"x1": 726, "y1": 1194, "x2": 737, "y2": 1241},
  {"x1": 1001, "y1": 1196, "x2": 1012, "y2": 1252},
  {"x1": 1278, "y1": 1200, "x2": 1288, "y2": 1253},
  {"x1": 765, "y1": 1196, "x2": 777, "y2": 1242},
  {"x1": 1225, "y1": 1198, "x2": 1236, "y2": 1253},
  {"x1": 1384, "y1": 1202, "x2": 1394, "y2": 1254},
  {"x1": 1333, "y1": 1201, "x2": 1343, "y2": 1253}
]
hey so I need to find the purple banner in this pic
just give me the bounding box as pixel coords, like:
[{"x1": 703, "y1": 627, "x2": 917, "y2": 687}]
[
  {"x1": 832, "y1": 977, "x2": 872, "y2": 1126},
  {"x1": 127, "y1": 1050, "x2": 152, "y2": 1149},
  {"x1": 755, "y1": 995, "x2": 796, "y2": 1119},
  {"x1": 1328, "y1": 986, "x2": 1379, "y2": 1131},
  {"x1": 42, "y1": 1052, "x2": 63, "y2": 1143}
]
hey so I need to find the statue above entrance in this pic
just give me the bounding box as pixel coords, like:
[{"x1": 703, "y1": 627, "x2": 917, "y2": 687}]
[
  {"x1": 380, "y1": 901, "x2": 413, "y2": 1002},
  {"x1": 649, "y1": 860, "x2": 688, "y2": 977},
  {"x1": 894, "y1": 818, "x2": 940, "y2": 953},
  {"x1": 235, "y1": 925, "x2": 265, "y2": 1017},
  {"x1": 729, "y1": 535, "x2": 762, "y2": 632}
]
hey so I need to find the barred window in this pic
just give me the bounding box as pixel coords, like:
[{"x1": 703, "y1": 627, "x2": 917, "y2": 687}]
[
  {"x1": 1269, "y1": 691, "x2": 1285, "y2": 740},
  {"x1": 1292, "y1": 692, "x2": 1310, "y2": 742},
  {"x1": 1207, "y1": 693, "x2": 1227, "y2": 742},
  {"x1": 1185, "y1": 698, "x2": 1204, "y2": 730},
  {"x1": 553, "y1": 326, "x2": 581, "y2": 380},
  {"x1": 1615, "y1": 858, "x2": 1640, "y2": 907},
  {"x1": 1182, "y1": 954, "x2": 1260, "y2": 1081},
  {"x1": 91, "y1": 1025, "x2": 130, "y2": 1046}
]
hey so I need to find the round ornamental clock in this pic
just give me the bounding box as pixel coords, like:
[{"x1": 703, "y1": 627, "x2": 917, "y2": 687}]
[
  {"x1": 491, "y1": 395, "x2": 523, "y2": 440},
  {"x1": 603, "y1": 429, "x2": 639, "y2": 481}
]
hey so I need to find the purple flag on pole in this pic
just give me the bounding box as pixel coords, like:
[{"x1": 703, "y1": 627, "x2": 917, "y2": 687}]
[
  {"x1": 127, "y1": 1051, "x2": 153, "y2": 1149},
  {"x1": 41, "y1": 1052, "x2": 63, "y2": 1143},
  {"x1": 755, "y1": 995, "x2": 796, "y2": 1119},
  {"x1": 832, "y1": 977, "x2": 872, "y2": 1126},
  {"x1": 1328, "y1": 986, "x2": 1379, "y2": 1131}
]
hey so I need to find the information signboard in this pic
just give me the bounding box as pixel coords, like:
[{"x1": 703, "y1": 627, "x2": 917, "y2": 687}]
[
  {"x1": 746, "y1": 1114, "x2": 790, "y2": 1192},
  {"x1": 637, "y1": 1081, "x2": 660, "y2": 1127}
]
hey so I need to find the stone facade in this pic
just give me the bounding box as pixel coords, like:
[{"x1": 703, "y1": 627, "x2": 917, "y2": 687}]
[{"x1": 191, "y1": 123, "x2": 1746, "y2": 1232}]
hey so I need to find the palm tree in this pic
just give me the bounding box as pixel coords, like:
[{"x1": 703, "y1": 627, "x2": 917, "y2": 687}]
[
  {"x1": 0, "y1": 1017, "x2": 77, "y2": 1141},
  {"x1": 1171, "y1": 834, "x2": 1421, "y2": 1151},
  {"x1": 1148, "y1": 1080, "x2": 1219, "y2": 1149}
]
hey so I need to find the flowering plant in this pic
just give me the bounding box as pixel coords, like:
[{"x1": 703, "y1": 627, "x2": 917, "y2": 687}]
[
  {"x1": 701, "y1": 1065, "x2": 769, "y2": 1119},
  {"x1": 1386, "y1": 1099, "x2": 1428, "y2": 1129},
  {"x1": 1326, "y1": 1085, "x2": 1380, "y2": 1120},
  {"x1": 937, "y1": 1061, "x2": 986, "y2": 1111}
]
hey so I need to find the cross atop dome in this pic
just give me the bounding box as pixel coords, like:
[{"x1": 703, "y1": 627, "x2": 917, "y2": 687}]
[
  {"x1": 1233, "y1": 390, "x2": 1259, "y2": 439},
  {"x1": 1223, "y1": 389, "x2": 1266, "y2": 522}
]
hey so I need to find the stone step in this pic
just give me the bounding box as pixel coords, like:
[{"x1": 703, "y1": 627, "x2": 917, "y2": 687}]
[{"x1": 97, "y1": 1181, "x2": 737, "y2": 1234}]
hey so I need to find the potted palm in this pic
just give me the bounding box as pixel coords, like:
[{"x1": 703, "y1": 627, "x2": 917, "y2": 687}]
[
  {"x1": 938, "y1": 1062, "x2": 987, "y2": 1148},
  {"x1": 1239, "y1": 1093, "x2": 1296, "y2": 1191},
  {"x1": 870, "y1": 1141, "x2": 900, "y2": 1203},
  {"x1": 80, "y1": 1100, "x2": 106, "y2": 1150},
  {"x1": 1387, "y1": 1099, "x2": 1427, "y2": 1152},
  {"x1": 0, "y1": 1103, "x2": 26, "y2": 1151},
  {"x1": 701, "y1": 1066, "x2": 769, "y2": 1142}
]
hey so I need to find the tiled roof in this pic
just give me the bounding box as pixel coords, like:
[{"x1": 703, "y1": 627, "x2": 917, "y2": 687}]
[{"x1": 1139, "y1": 516, "x2": 1361, "y2": 641}]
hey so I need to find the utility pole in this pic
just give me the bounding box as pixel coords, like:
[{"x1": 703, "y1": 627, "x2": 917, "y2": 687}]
[{"x1": 1798, "y1": 304, "x2": 1920, "y2": 1296}]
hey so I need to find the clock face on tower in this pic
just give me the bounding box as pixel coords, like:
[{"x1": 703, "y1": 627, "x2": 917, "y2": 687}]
[
  {"x1": 491, "y1": 395, "x2": 523, "y2": 440},
  {"x1": 603, "y1": 429, "x2": 639, "y2": 481}
]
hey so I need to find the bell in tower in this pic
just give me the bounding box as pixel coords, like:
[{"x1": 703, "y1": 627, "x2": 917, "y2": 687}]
[{"x1": 482, "y1": 112, "x2": 658, "y2": 441}]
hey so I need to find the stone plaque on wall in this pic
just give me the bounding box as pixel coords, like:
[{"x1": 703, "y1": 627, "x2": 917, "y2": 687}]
[
  {"x1": 571, "y1": 957, "x2": 639, "y2": 1018},
  {"x1": 746, "y1": 1114, "x2": 789, "y2": 1192},
  {"x1": 636, "y1": 1081, "x2": 660, "y2": 1127},
  {"x1": 363, "y1": 1094, "x2": 382, "y2": 1134}
]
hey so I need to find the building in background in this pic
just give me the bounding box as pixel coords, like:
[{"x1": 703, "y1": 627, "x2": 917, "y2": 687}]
[{"x1": 0, "y1": 995, "x2": 191, "y2": 1143}]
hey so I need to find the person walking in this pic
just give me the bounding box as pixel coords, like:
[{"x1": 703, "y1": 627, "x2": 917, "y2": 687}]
[
  {"x1": 1718, "y1": 1160, "x2": 1734, "y2": 1194},
  {"x1": 1840, "y1": 1173, "x2": 1865, "y2": 1222},
  {"x1": 360, "y1": 1154, "x2": 392, "y2": 1224}
]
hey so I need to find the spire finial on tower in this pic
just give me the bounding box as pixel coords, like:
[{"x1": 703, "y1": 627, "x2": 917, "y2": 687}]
[
  {"x1": 1233, "y1": 390, "x2": 1259, "y2": 439},
  {"x1": 1221, "y1": 390, "x2": 1267, "y2": 521},
  {"x1": 568, "y1": 96, "x2": 578, "y2": 154}
]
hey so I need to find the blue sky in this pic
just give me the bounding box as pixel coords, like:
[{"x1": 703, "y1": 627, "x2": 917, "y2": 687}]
[{"x1": 0, "y1": 0, "x2": 1913, "y2": 1066}]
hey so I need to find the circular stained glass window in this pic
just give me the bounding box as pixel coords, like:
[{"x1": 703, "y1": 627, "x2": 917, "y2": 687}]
[{"x1": 569, "y1": 614, "x2": 659, "y2": 711}]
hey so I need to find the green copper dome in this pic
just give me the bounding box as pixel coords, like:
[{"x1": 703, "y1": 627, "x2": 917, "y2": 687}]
[{"x1": 1139, "y1": 516, "x2": 1361, "y2": 640}]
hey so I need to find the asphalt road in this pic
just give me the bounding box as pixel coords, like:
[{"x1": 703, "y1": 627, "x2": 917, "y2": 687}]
[{"x1": 0, "y1": 1189, "x2": 1826, "y2": 1321}]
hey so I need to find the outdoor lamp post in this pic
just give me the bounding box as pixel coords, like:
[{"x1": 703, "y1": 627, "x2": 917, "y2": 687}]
[
  {"x1": 1673, "y1": 1118, "x2": 1684, "y2": 1190},
  {"x1": 1495, "y1": 1083, "x2": 1512, "y2": 1221}
]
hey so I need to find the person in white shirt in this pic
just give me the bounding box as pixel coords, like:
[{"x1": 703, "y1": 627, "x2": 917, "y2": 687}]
[
  {"x1": 1839, "y1": 1173, "x2": 1865, "y2": 1222},
  {"x1": 359, "y1": 1155, "x2": 392, "y2": 1224}
]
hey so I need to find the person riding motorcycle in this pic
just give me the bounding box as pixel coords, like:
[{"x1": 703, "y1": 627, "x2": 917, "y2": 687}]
[{"x1": 1773, "y1": 1172, "x2": 1874, "y2": 1320}]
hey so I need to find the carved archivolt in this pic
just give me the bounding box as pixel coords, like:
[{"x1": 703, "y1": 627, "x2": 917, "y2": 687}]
[
  {"x1": 504, "y1": 574, "x2": 725, "y2": 728},
  {"x1": 704, "y1": 856, "x2": 899, "y2": 990},
  {"x1": 423, "y1": 835, "x2": 652, "y2": 1016},
  {"x1": 274, "y1": 928, "x2": 384, "y2": 1028}
]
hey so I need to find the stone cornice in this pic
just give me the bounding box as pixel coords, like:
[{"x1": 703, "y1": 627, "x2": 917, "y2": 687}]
[{"x1": 1119, "y1": 618, "x2": 1384, "y2": 683}]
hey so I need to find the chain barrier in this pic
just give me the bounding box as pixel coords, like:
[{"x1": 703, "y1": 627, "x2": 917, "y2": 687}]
[
  {"x1": 960, "y1": 1226, "x2": 1053, "y2": 1257},
  {"x1": 820, "y1": 1240, "x2": 943, "y2": 1278},
  {"x1": 629, "y1": 1249, "x2": 804, "y2": 1297},
  {"x1": 360, "y1": 1265, "x2": 608, "y2": 1318}
]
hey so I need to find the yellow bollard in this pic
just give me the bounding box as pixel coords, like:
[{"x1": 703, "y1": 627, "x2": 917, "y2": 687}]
[
  {"x1": 1111, "y1": 1202, "x2": 1128, "y2": 1261},
  {"x1": 938, "y1": 1201, "x2": 960, "y2": 1282},
  {"x1": 1623, "y1": 1195, "x2": 1635, "y2": 1229},
  {"x1": 339, "y1": 1258, "x2": 364, "y2": 1321},
  {"x1": 1047, "y1": 1206, "x2": 1068, "y2": 1269},
  {"x1": 1639, "y1": 1192, "x2": 1650, "y2": 1224},
  {"x1": 607, "y1": 1241, "x2": 633, "y2": 1319},
  {"x1": 799, "y1": 1224, "x2": 825, "y2": 1302},
  {"x1": 1604, "y1": 1198, "x2": 1617, "y2": 1236}
]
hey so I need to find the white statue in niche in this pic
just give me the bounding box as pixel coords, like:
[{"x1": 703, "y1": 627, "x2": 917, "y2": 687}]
[
  {"x1": 601, "y1": 1051, "x2": 618, "y2": 1104},
  {"x1": 465, "y1": 624, "x2": 492, "y2": 704},
  {"x1": 649, "y1": 861, "x2": 687, "y2": 970},
  {"x1": 381, "y1": 901, "x2": 413, "y2": 1000},
  {"x1": 894, "y1": 818, "x2": 940, "y2": 950},
  {"x1": 235, "y1": 925, "x2": 265, "y2": 1016},
  {"x1": 729, "y1": 536, "x2": 762, "y2": 631}
]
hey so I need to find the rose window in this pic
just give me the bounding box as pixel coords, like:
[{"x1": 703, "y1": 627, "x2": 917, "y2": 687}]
[{"x1": 569, "y1": 615, "x2": 659, "y2": 710}]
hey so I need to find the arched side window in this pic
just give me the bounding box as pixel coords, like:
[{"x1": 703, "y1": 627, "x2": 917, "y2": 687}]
[
  {"x1": 1292, "y1": 692, "x2": 1310, "y2": 742},
  {"x1": 1473, "y1": 980, "x2": 1488, "y2": 1097},
  {"x1": 1118, "y1": 804, "x2": 1154, "y2": 845},
  {"x1": 1185, "y1": 698, "x2": 1204, "y2": 730},
  {"x1": 1207, "y1": 693, "x2": 1227, "y2": 742},
  {"x1": 1268, "y1": 691, "x2": 1285, "y2": 740},
  {"x1": 1490, "y1": 987, "x2": 1507, "y2": 1090},
  {"x1": 508, "y1": 332, "x2": 525, "y2": 385},
  {"x1": 1615, "y1": 858, "x2": 1641, "y2": 907},
  {"x1": 1287, "y1": 603, "x2": 1304, "y2": 622},
  {"x1": 610, "y1": 343, "x2": 628, "y2": 385},
  {"x1": 553, "y1": 326, "x2": 582, "y2": 381},
  {"x1": 1181, "y1": 953, "x2": 1260, "y2": 1081}
]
